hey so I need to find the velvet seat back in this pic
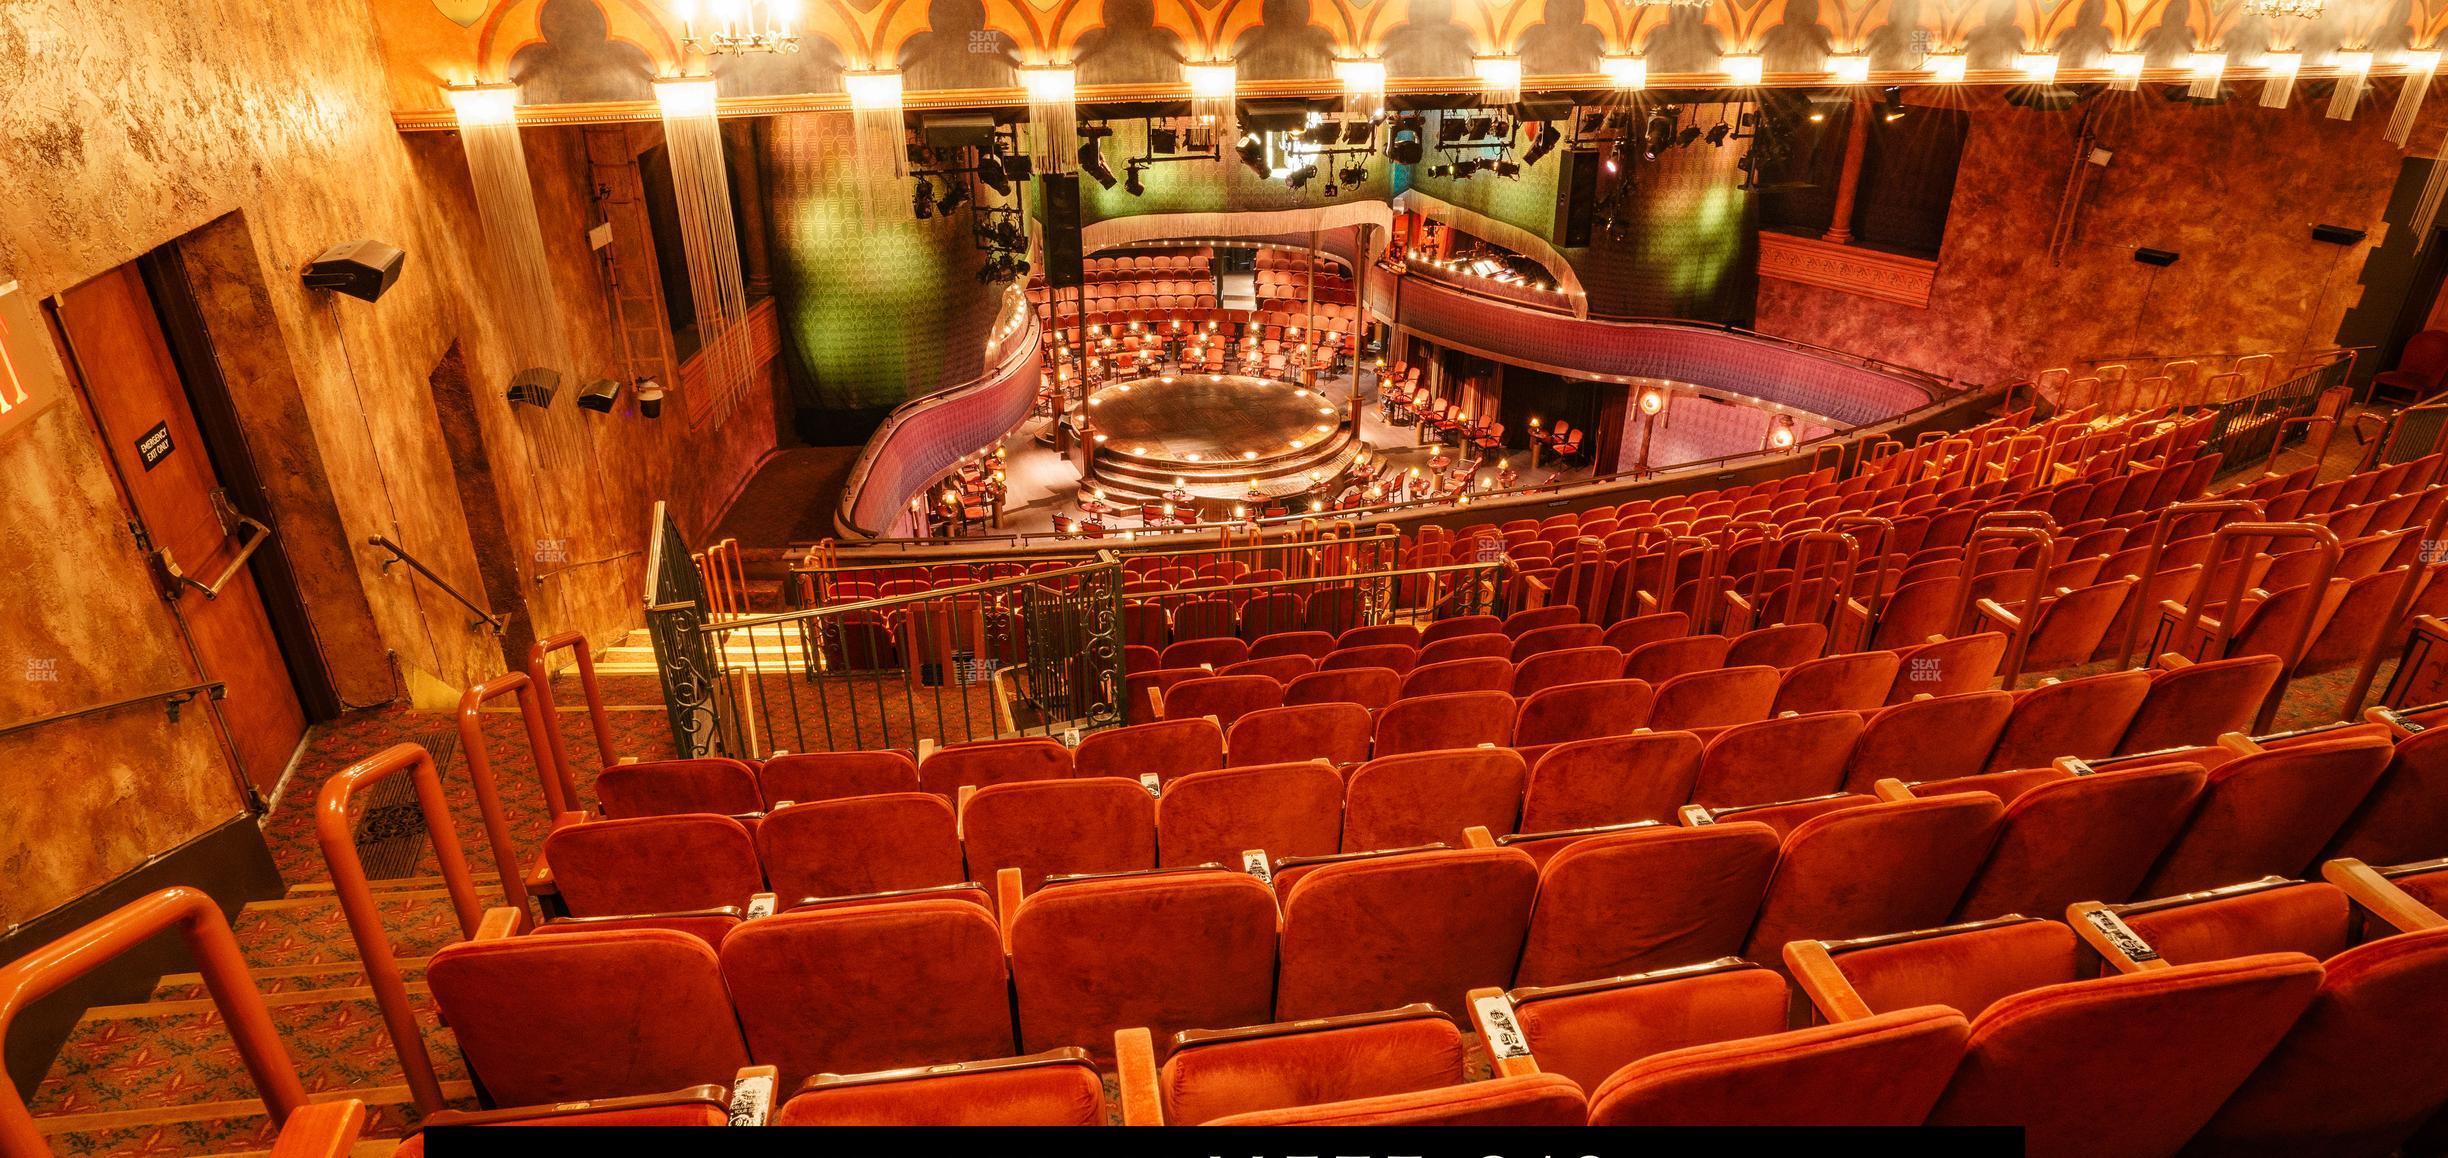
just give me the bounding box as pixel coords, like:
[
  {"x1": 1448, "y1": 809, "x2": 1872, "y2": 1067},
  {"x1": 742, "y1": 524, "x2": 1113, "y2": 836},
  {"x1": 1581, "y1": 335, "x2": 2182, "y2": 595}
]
[
  {"x1": 1160, "y1": 636, "x2": 1245, "y2": 670},
  {"x1": 1204, "y1": 1073, "x2": 1587, "y2": 1126},
  {"x1": 719, "y1": 900, "x2": 1014, "y2": 1085},
  {"x1": 1008, "y1": 871, "x2": 1280, "y2": 1061},
  {"x1": 1513, "y1": 679, "x2": 1655, "y2": 748},
  {"x1": 1928, "y1": 953, "x2": 2326, "y2": 1158},
  {"x1": 2019, "y1": 578, "x2": 2136, "y2": 671},
  {"x1": 1503, "y1": 606, "x2": 1581, "y2": 637},
  {"x1": 1585, "y1": 1006, "x2": 1970, "y2": 1127},
  {"x1": 1623, "y1": 635, "x2": 1732, "y2": 684},
  {"x1": 1511, "y1": 646, "x2": 1626, "y2": 698},
  {"x1": 1337, "y1": 623, "x2": 1421, "y2": 650},
  {"x1": 1516, "y1": 823, "x2": 1781, "y2": 987},
  {"x1": 1511, "y1": 966, "x2": 1791, "y2": 1093},
  {"x1": 595, "y1": 757, "x2": 762, "y2": 819},
  {"x1": 1984, "y1": 670, "x2": 2152, "y2": 772},
  {"x1": 1742, "y1": 793, "x2": 2006, "y2": 959},
  {"x1": 1158, "y1": 1012, "x2": 1469, "y2": 1125},
  {"x1": 1071, "y1": 717, "x2": 1223, "y2": 784},
  {"x1": 1843, "y1": 691, "x2": 2014, "y2": 791},
  {"x1": 1773, "y1": 651, "x2": 1901, "y2": 715},
  {"x1": 962, "y1": 778, "x2": 1158, "y2": 890},
  {"x1": 1226, "y1": 703, "x2": 1370, "y2": 769},
  {"x1": 1510, "y1": 623, "x2": 1604, "y2": 662},
  {"x1": 427, "y1": 929, "x2": 751, "y2": 1107},
  {"x1": 1161, "y1": 675, "x2": 1284, "y2": 728},
  {"x1": 2122, "y1": 882, "x2": 2353, "y2": 966},
  {"x1": 1343, "y1": 748, "x2": 1527, "y2": 851},
  {"x1": 1868, "y1": 575, "x2": 1963, "y2": 651},
  {"x1": 1220, "y1": 655, "x2": 1318, "y2": 684},
  {"x1": 1282, "y1": 667, "x2": 1400, "y2": 711},
  {"x1": 1372, "y1": 690, "x2": 1516, "y2": 756},
  {"x1": 1157, "y1": 761, "x2": 1343, "y2": 866},
  {"x1": 1886, "y1": 632, "x2": 2007, "y2": 702},
  {"x1": 758, "y1": 750, "x2": 918, "y2": 807},
  {"x1": 918, "y1": 737, "x2": 1073, "y2": 798},
  {"x1": 1248, "y1": 629, "x2": 1336, "y2": 660},
  {"x1": 2142, "y1": 735, "x2": 2394, "y2": 897},
  {"x1": 773, "y1": 1055, "x2": 1109, "y2": 1126},
  {"x1": 2324, "y1": 725, "x2": 2448, "y2": 865},
  {"x1": 545, "y1": 814, "x2": 765, "y2": 917},
  {"x1": 1277, "y1": 847, "x2": 1539, "y2": 1020},
  {"x1": 1692, "y1": 711, "x2": 1864, "y2": 810},
  {"x1": 2117, "y1": 656, "x2": 2283, "y2": 755},
  {"x1": 1827, "y1": 918, "x2": 2083, "y2": 1021},
  {"x1": 1418, "y1": 614, "x2": 1502, "y2": 645},
  {"x1": 1399, "y1": 656, "x2": 1515, "y2": 698},
  {"x1": 1519, "y1": 730, "x2": 1699, "y2": 830},
  {"x1": 1649, "y1": 666, "x2": 1780, "y2": 733},
  {"x1": 1600, "y1": 611, "x2": 1688, "y2": 654},
  {"x1": 759, "y1": 793, "x2": 964, "y2": 901},
  {"x1": 1953, "y1": 763, "x2": 2207, "y2": 920},
  {"x1": 1724, "y1": 622, "x2": 1828, "y2": 670}
]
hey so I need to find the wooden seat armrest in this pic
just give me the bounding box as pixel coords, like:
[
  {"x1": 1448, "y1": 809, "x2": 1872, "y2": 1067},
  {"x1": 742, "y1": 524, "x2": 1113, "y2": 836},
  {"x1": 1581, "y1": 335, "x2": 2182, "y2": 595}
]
[
  {"x1": 1871, "y1": 777, "x2": 1915, "y2": 802},
  {"x1": 2216, "y1": 731, "x2": 2264, "y2": 757},
  {"x1": 1145, "y1": 686, "x2": 1166, "y2": 720},
  {"x1": 1974, "y1": 598, "x2": 2023, "y2": 631},
  {"x1": 2322, "y1": 858, "x2": 2448, "y2": 933},
  {"x1": 728, "y1": 1065, "x2": 778, "y2": 1126},
  {"x1": 2152, "y1": 652, "x2": 2195, "y2": 670},
  {"x1": 916, "y1": 738, "x2": 938, "y2": 764},
  {"x1": 1781, "y1": 940, "x2": 1875, "y2": 1023},
  {"x1": 1464, "y1": 986, "x2": 1540, "y2": 1078},
  {"x1": 2070, "y1": 902, "x2": 2171, "y2": 972},
  {"x1": 1115, "y1": 1028, "x2": 1165, "y2": 1125},
  {"x1": 266, "y1": 1099, "x2": 366, "y2": 1158},
  {"x1": 1463, "y1": 825, "x2": 1497, "y2": 850},
  {"x1": 474, "y1": 906, "x2": 524, "y2": 941},
  {"x1": 616, "y1": 756, "x2": 639, "y2": 766},
  {"x1": 995, "y1": 867, "x2": 1025, "y2": 953}
]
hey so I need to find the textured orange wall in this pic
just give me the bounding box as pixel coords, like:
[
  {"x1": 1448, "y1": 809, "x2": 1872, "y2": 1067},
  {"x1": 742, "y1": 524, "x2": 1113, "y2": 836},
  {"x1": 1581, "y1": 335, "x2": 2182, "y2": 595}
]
[
  {"x1": 0, "y1": 0, "x2": 773, "y2": 920},
  {"x1": 1756, "y1": 90, "x2": 2448, "y2": 388}
]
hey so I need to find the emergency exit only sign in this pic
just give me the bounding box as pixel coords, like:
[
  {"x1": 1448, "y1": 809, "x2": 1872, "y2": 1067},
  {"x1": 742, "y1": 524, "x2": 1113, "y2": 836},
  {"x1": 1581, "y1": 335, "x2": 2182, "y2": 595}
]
[{"x1": 0, "y1": 281, "x2": 67, "y2": 440}]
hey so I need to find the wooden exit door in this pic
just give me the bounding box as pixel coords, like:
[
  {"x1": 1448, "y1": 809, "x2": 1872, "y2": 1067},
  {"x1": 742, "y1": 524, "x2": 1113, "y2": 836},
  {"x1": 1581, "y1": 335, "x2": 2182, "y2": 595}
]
[{"x1": 53, "y1": 262, "x2": 308, "y2": 797}]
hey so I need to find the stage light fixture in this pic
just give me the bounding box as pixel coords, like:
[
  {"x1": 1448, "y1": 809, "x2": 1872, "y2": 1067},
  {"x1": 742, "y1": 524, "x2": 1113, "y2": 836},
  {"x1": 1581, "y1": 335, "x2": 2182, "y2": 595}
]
[
  {"x1": 1123, "y1": 163, "x2": 1146, "y2": 196},
  {"x1": 1643, "y1": 110, "x2": 1674, "y2": 159},
  {"x1": 1237, "y1": 134, "x2": 1270, "y2": 176},
  {"x1": 912, "y1": 177, "x2": 934, "y2": 219},
  {"x1": 1343, "y1": 120, "x2": 1374, "y2": 145},
  {"x1": 1495, "y1": 159, "x2": 1521, "y2": 178},
  {"x1": 1468, "y1": 116, "x2": 1493, "y2": 138},
  {"x1": 1286, "y1": 162, "x2": 1319, "y2": 190},
  {"x1": 1005, "y1": 155, "x2": 1034, "y2": 181},
  {"x1": 1339, "y1": 163, "x2": 1368, "y2": 185},
  {"x1": 1453, "y1": 159, "x2": 1478, "y2": 178},
  {"x1": 1429, "y1": 163, "x2": 1452, "y2": 177},
  {"x1": 1438, "y1": 115, "x2": 1465, "y2": 143},
  {"x1": 976, "y1": 150, "x2": 1012, "y2": 194},
  {"x1": 1676, "y1": 124, "x2": 1702, "y2": 147},
  {"x1": 1880, "y1": 87, "x2": 1908, "y2": 121},
  {"x1": 1079, "y1": 137, "x2": 1118, "y2": 188},
  {"x1": 1150, "y1": 126, "x2": 1180, "y2": 153},
  {"x1": 1522, "y1": 121, "x2": 1561, "y2": 164},
  {"x1": 937, "y1": 178, "x2": 968, "y2": 215},
  {"x1": 1386, "y1": 129, "x2": 1421, "y2": 165},
  {"x1": 1704, "y1": 121, "x2": 1732, "y2": 146}
]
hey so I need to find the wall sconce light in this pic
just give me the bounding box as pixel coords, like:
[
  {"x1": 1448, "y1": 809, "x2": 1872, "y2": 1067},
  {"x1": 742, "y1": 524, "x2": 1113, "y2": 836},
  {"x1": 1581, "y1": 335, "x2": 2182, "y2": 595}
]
[{"x1": 1720, "y1": 54, "x2": 1765, "y2": 86}]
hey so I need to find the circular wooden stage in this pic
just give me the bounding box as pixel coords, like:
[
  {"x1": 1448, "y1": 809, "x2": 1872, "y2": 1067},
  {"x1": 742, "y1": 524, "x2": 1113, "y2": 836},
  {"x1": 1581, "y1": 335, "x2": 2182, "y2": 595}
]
[{"x1": 1085, "y1": 374, "x2": 1360, "y2": 502}]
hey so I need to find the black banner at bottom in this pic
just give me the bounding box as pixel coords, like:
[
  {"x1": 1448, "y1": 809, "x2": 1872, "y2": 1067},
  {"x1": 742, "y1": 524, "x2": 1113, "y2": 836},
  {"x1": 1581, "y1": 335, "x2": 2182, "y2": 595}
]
[{"x1": 419, "y1": 1125, "x2": 2022, "y2": 1155}]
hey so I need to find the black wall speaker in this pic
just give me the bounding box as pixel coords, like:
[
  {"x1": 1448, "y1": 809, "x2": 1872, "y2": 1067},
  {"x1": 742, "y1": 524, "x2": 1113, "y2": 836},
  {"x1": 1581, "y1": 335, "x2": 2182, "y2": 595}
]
[
  {"x1": 2312, "y1": 223, "x2": 2368, "y2": 246},
  {"x1": 1553, "y1": 150, "x2": 1600, "y2": 249},
  {"x1": 302, "y1": 240, "x2": 405, "y2": 302},
  {"x1": 2134, "y1": 247, "x2": 2180, "y2": 267},
  {"x1": 1042, "y1": 173, "x2": 1086, "y2": 290}
]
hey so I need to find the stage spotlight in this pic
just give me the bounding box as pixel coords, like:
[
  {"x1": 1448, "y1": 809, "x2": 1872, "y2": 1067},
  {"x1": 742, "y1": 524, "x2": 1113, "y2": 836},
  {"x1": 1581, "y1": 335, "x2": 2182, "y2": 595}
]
[
  {"x1": 1881, "y1": 86, "x2": 1909, "y2": 121},
  {"x1": 1521, "y1": 121, "x2": 1560, "y2": 165},
  {"x1": 1304, "y1": 122, "x2": 1340, "y2": 146},
  {"x1": 1150, "y1": 126, "x2": 1180, "y2": 153},
  {"x1": 1467, "y1": 116, "x2": 1493, "y2": 138},
  {"x1": 1005, "y1": 155, "x2": 1034, "y2": 181},
  {"x1": 1123, "y1": 163, "x2": 1146, "y2": 197},
  {"x1": 1676, "y1": 124, "x2": 1702, "y2": 148},
  {"x1": 1079, "y1": 137, "x2": 1117, "y2": 188},
  {"x1": 976, "y1": 150, "x2": 1012, "y2": 194},
  {"x1": 1339, "y1": 163, "x2": 1368, "y2": 186},
  {"x1": 1704, "y1": 121, "x2": 1732, "y2": 146},
  {"x1": 1343, "y1": 120, "x2": 1374, "y2": 144},
  {"x1": 937, "y1": 178, "x2": 969, "y2": 215},
  {"x1": 1286, "y1": 162, "x2": 1319, "y2": 190},
  {"x1": 1438, "y1": 115, "x2": 1465, "y2": 143},
  {"x1": 1452, "y1": 158, "x2": 1478, "y2": 179},
  {"x1": 1428, "y1": 163, "x2": 1452, "y2": 177},
  {"x1": 1388, "y1": 129, "x2": 1424, "y2": 165},
  {"x1": 1237, "y1": 134, "x2": 1270, "y2": 177},
  {"x1": 1495, "y1": 159, "x2": 1521, "y2": 178},
  {"x1": 912, "y1": 177, "x2": 934, "y2": 220},
  {"x1": 1642, "y1": 110, "x2": 1673, "y2": 159}
]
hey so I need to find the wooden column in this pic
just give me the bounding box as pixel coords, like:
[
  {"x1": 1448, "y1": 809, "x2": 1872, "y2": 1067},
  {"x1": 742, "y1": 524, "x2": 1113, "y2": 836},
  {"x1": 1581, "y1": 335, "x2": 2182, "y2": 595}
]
[
  {"x1": 1822, "y1": 93, "x2": 1872, "y2": 245},
  {"x1": 727, "y1": 119, "x2": 775, "y2": 299}
]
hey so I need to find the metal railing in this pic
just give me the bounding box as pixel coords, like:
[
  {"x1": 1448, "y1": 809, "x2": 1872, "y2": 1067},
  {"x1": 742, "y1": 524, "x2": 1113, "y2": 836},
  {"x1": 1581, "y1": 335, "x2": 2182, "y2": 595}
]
[
  {"x1": 791, "y1": 529, "x2": 1402, "y2": 607},
  {"x1": 368, "y1": 535, "x2": 506, "y2": 634},
  {"x1": 2200, "y1": 352, "x2": 2359, "y2": 471}
]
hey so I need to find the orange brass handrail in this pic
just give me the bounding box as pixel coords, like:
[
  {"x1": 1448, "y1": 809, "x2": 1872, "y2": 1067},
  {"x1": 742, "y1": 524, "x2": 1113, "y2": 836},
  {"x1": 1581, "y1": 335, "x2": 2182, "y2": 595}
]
[
  {"x1": 2113, "y1": 498, "x2": 2265, "y2": 669},
  {"x1": 454, "y1": 673, "x2": 567, "y2": 917},
  {"x1": 1778, "y1": 530, "x2": 1862, "y2": 641},
  {"x1": 315, "y1": 743, "x2": 492, "y2": 1116},
  {"x1": 2340, "y1": 492, "x2": 2448, "y2": 720},
  {"x1": 0, "y1": 888, "x2": 311, "y2": 1158},
  {"x1": 2181, "y1": 521, "x2": 2341, "y2": 731},
  {"x1": 530, "y1": 632, "x2": 619, "y2": 781},
  {"x1": 1959, "y1": 524, "x2": 2057, "y2": 686}
]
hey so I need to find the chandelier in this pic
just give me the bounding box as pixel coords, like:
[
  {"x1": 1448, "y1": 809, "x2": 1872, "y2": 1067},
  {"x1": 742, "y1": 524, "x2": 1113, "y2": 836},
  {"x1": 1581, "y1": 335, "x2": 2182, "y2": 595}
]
[
  {"x1": 673, "y1": 0, "x2": 801, "y2": 55},
  {"x1": 2241, "y1": 0, "x2": 2324, "y2": 18}
]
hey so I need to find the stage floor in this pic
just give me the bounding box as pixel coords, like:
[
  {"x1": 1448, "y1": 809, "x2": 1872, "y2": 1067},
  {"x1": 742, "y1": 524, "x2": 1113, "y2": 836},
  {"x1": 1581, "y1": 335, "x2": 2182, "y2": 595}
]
[{"x1": 1087, "y1": 374, "x2": 1344, "y2": 466}]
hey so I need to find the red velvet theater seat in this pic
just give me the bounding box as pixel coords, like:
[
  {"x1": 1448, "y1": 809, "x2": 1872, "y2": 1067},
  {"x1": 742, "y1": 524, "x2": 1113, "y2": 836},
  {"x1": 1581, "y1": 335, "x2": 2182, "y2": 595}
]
[
  {"x1": 758, "y1": 749, "x2": 918, "y2": 807},
  {"x1": 595, "y1": 757, "x2": 762, "y2": 819},
  {"x1": 1157, "y1": 674, "x2": 1283, "y2": 728},
  {"x1": 1515, "y1": 823, "x2": 1781, "y2": 987},
  {"x1": 1623, "y1": 634, "x2": 1731, "y2": 684},
  {"x1": 1948, "y1": 762, "x2": 2206, "y2": 920},
  {"x1": 1691, "y1": 710, "x2": 1863, "y2": 809},
  {"x1": 719, "y1": 900, "x2": 1015, "y2": 1086},
  {"x1": 1157, "y1": 760, "x2": 1343, "y2": 866},
  {"x1": 1419, "y1": 613, "x2": 1503, "y2": 645},
  {"x1": 1343, "y1": 748, "x2": 1526, "y2": 851},
  {"x1": 530, "y1": 909, "x2": 742, "y2": 945},
  {"x1": 1372, "y1": 690, "x2": 1516, "y2": 756},
  {"x1": 1512, "y1": 646, "x2": 1626, "y2": 698},
  {"x1": 1071, "y1": 717, "x2": 1223, "y2": 784},
  {"x1": 1502, "y1": 605, "x2": 1581, "y2": 637},
  {"x1": 1723, "y1": 621, "x2": 1828, "y2": 670},
  {"x1": 2140, "y1": 733, "x2": 2393, "y2": 897},
  {"x1": 542, "y1": 814, "x2": 765, "y2": 917},
  {"x1": 1220, "y1": 654, "x2": 1317, "y2": 684},
  {"x1": 1398, "y1": 656, "x2": 1515, "y2": 698},
  {"x1": 2324, "y1": 718, "x2": 2448, "y2": 865},
  {"x1": 1337, "y1": 623, "x2": 1421, "y2": 650},
  {"x1": 426, "y1": 929, "x2": 751, "y2": 1106},
  {"x1": 1248, "y1": 629, "x2": 1336, "y2": 660},
  {"x1": 1512, "y1": 679, "x2": 1655, "y2": 749},
  {"x1": 1161, "y1": 636, "x2": 1246, "y2": 669},
  {"x1": 1790, "y1": 915, "x2": 2085, "y2": 1024},
  {"x1": 758, "y1": 793, "x2": 964, "y2": 902},
  {"x1": 1282, "y1": 667, "x2": 1400, "y2": 711},
  {"x1": 1584, "y1": 1006, "x2": 1969, "y2": 1127},
  {"x1": 1842, "y1": 690, "x2": 2014, "y2": 791},
  {"x1": 773, "y1": 1049, "x2": 1109, "y2": 1126},
  {"x1": 1983, "y1": 669, "x2": 2152, "y2": 772},
  {"x1": 2117, "y1": 654, "x2": 2284, "y2": 754},
  {"x1": 1318, "y1": 643, "x2": 1419, "y2": 675},
  {"x1": 1648, "y1": 666, "x2": 1780, "y2": 734},
  {"x1": 1519, "y1": 730, "x2": 1701, "y2": 830},
  {"x1": 1133, "y1": 1006, "x2": 1469, "y2": 1124},
  {"x1": 1773, "y1": 650, "x2": 1902, "y2": 715},
  {"x1": 918, "y1": 736, "x2": 1073, "y2": 798},
  {"x1": 1008, "y1": 869, "x2": 1279, "y2": 1061},
  {"x1": 1601, "y1": 610, "x2": 1688, "y2": 654},
  {"x1": 962, "y1": 778, "x2": 1157, "y2": 890},
  {"x1": 394, "y1": 1086, "x2": 732, "y2": 1155},
  {"x1": 1277, "y1": 846, "x2": 1538, "y2": 1019},
  {"x1": 1227, "y1": 703, "x2": 1370, "y2": 768},
  {"x1": 1741, "y1": 793, "x2": 2005, "y2": 959},
  {"x1": 1510, "y1": 622, "x2": 1603, "y2": 662},
  {"x1": 1202, "y1": 1073, "x2": 1587, "y2": 1125},
  {"x1": 1886, "y1": 631, "x2": 2007, "y2": 702},
  {"x1": 1486, "y1": 958, "x2": 1791, "y2": 1094},
  {"x1": 1416, "y1": 632, "x2": 1514, "y2": 666}
]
